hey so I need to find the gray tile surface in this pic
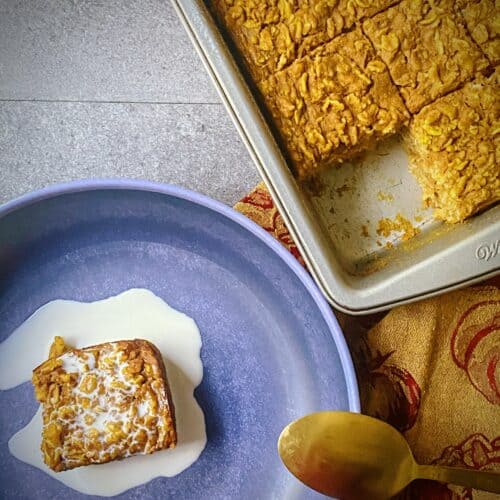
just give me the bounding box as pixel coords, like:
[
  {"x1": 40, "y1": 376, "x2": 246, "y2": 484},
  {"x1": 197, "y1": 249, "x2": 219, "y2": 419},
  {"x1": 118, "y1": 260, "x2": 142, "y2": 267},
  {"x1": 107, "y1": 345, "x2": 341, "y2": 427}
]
[
  {"x1": 0, "y1": 101, "x2": 258, "y2": 205},
  {"x1": 0, "y1": 0, "x2": 260, "y2": 205},
  {"x1": 0, "y1": 0, "x2": 218, "y2": 103}
]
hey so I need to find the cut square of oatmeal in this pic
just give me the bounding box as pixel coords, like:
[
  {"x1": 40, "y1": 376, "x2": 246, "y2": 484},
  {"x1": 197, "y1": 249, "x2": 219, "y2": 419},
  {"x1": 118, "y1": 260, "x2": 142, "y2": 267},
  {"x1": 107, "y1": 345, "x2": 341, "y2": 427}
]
[
  {"x1": 405, "y1": 69, "x2": 500, "y2": 223},
  {"x1": 363, "y1": 0, "x2": 490, "y2": 114},
  {"x1": 260, "y1": 28, "x2": 409, "y2": 178},
  {"x1": 212, "y1": 0, "x2": 400, "y2": 82},
  {"x1": 459, "y1": 0, "x2": 500, "y2": 65},
  {"x1": 32, "y1": 336, "x2": 176, "y2": 472}
]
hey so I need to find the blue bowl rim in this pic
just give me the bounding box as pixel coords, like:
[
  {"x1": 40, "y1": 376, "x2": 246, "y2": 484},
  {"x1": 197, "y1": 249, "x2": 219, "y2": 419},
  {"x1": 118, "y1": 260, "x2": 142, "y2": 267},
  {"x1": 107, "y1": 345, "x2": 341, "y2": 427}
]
[{"x1": 0, "y1": 179, "x2": 360, "y2": 413}]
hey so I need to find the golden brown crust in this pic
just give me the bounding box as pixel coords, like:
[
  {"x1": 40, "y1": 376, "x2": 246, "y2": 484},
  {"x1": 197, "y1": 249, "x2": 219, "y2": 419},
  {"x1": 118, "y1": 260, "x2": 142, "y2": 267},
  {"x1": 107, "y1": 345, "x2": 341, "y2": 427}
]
[
  {"x1": 212, "y1": 0, "x2": 400, "y2": 82},
  {"x1": 260, "y1": 29, "x2": 409, "y2": 178},
  {"x1": 212, "y1": 0, "x2": 296, "y2": 26},
  {"x1": 405, "y1": 69, "x2": 500, "y2": 223},
  {"x1": 32, "y1": 338, "x2": 176, "y2": 472},
  {"x1": 363, "y1": 0, "x2": 490, "y2": 114},
  {"x1": 459, "y1": 0, "x2": 500, "y2": 65}
]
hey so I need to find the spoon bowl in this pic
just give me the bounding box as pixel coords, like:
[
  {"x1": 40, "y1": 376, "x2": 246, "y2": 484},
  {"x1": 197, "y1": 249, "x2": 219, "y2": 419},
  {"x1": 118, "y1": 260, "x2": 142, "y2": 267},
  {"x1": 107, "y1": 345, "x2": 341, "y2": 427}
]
[
  {"x1": 278, "y1": 411, "x2": 500, "y2": 499},
  {"x1": 278, "y1": 411, "x2": 414, "y2": 499}
]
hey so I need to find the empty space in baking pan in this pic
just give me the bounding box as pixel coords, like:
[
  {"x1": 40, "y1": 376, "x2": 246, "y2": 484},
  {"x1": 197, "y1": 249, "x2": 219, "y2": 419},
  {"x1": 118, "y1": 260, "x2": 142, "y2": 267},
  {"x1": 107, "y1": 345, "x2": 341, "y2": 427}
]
[{"x1": 304, "y1": 136, "x2": 437, "y2": 275}]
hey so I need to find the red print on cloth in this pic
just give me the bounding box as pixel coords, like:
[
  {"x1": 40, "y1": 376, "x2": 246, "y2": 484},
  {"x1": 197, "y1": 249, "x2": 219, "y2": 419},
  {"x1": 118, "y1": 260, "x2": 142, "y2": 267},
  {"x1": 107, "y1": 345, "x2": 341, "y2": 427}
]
[
  {"x1": 403, "y1": 479, "x2": 472, "y2": 500},
  {"x1": 240, "y1": 185, "x2": 305, "y2": 266},
  {"x1": 354, "y1": 340, "x2": 422, "y2": 434},
  {"x1": 434, "y1": 434, "x2": 500, "y2": 470},
  {"x1": 404, "y1": 434, "x2": 499, "y2": 500},
  {"x1": 369, "y1": 360, "x2": 421, "y2": 432},
  {"x1": 450, "y1": 301, "x2": 500, "y2": 405},
  {"x1": 241, "y1": 188, "x2": 274, "y2": 210}
]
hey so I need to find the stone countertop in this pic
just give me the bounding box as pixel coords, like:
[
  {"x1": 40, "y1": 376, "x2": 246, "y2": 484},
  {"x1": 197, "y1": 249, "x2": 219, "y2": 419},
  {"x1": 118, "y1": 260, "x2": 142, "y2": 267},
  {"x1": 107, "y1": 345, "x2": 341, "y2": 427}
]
[{"x1": 0, "y1": 0, "x2": 260, "y2": 206}]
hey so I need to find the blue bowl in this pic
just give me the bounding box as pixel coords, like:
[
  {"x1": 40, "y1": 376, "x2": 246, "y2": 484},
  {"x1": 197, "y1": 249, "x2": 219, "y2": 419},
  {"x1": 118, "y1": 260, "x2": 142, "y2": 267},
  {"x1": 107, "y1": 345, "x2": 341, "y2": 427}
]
[{"x1": 0, "y1": 180, "x2": 359, "y2": 499}]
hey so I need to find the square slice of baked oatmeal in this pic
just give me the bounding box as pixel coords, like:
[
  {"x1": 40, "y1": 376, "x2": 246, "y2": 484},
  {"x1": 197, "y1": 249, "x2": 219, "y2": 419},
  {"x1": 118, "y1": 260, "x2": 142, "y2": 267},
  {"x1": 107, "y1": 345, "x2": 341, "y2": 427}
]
[
  {"x1": 459, "y1": 0, "x2": 500, "y2": 65},
  {"x1": 363, "y1": 0, "x2": 490, "y2": 114},
  {"x1": 405, "y1": 69, "x2": 499, "y2": 223},
  {"x1": 32, "y1": 337, "x2": 176, "y2": 472},
  {"x1": 260, "y1": 28, "x2": 409, "y2": 178}
]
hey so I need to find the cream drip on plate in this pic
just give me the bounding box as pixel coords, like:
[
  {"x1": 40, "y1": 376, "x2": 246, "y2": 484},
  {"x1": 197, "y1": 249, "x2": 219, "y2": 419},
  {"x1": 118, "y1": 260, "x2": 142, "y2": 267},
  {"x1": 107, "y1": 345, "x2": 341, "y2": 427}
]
[{"x1": 0, "y1": 288, "x2": 206, "y2": 496}]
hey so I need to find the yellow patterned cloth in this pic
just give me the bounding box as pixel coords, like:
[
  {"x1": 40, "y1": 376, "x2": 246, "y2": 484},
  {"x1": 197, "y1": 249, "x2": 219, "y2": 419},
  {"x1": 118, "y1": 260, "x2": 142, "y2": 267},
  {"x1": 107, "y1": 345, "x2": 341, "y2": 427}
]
[{"x1": 235, "y1": 182, "x2": 500, "y2": 499}]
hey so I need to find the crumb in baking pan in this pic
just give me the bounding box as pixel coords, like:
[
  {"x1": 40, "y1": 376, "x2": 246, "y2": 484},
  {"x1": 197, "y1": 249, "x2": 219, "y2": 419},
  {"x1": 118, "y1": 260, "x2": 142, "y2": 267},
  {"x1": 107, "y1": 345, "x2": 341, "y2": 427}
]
[
  {"x1": 32, "y1": 337, "x2": 176, "y2": 472},
  {"x1": 260, "y1": 29, "x2": 409, "y2": 178},
  {"x1": 377, "y1": 191, "x2": 394, "y2": 202},
  {"x1": 405, "y1": 69, "x2": 500, "y2": 223},
  {"x1": 212, "y1": 0, "x2": 401, "y2": 82},
  {"x1": 458, "y1": 0, "x2": 500, "y2": 65},
  {"x1": 376, "y1": 213, "x2": 421, "y2": 241},
  {"x1": 363, "y1": 0, "x2": 490, "y2": 114}
]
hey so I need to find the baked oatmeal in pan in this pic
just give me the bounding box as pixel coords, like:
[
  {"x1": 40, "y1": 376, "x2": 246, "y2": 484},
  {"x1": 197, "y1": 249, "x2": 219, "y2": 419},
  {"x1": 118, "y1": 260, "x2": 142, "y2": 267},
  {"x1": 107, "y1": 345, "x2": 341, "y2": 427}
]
[
  {"x1": 363, "y1": 0, "x2": 490, "y2": 114},
  {"x1": 405, "y1": 69, "x2": 499, "y2": 223},
  {"x1": 260, "y1": 28, "x2": 409, "y2": 178},
  {"x1": 458, "y1": 0, "x2": 500, "y2": 65},
  {"x1": 213, "y1": 0, "x2": 498, "y2": 223},
  {"x1": 212, "y1": 0, "x2": 400, "y2": 82}
]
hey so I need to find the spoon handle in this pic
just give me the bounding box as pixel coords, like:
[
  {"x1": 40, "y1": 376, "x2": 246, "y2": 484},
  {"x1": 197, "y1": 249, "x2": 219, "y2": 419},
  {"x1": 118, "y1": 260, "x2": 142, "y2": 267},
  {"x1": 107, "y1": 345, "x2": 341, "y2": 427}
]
[{"x1": 417, "y1": 464, "x2": 500, "y2": 494}]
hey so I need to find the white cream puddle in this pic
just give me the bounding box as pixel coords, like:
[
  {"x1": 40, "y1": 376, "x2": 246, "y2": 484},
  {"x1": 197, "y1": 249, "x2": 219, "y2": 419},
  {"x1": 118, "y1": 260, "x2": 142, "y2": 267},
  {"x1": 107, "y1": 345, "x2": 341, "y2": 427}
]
[{"x1": 0, "y1": 288, "x2": 206, "y2": 496}]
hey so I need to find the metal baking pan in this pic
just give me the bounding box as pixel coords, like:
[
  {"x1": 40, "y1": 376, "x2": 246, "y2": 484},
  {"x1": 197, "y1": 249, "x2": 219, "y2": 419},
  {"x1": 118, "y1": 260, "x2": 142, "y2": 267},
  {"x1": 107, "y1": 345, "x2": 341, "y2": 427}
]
[{"x1": 172, "y1": 0, "x2": 500, "y2": 315}]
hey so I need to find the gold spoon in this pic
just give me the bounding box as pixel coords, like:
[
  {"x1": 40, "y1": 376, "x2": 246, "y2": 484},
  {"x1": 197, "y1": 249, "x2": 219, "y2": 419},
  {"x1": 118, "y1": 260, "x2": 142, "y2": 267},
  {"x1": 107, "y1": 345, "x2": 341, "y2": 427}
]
[{"x1": 278, "y1": 411, "x2": 500, "y2": 499}]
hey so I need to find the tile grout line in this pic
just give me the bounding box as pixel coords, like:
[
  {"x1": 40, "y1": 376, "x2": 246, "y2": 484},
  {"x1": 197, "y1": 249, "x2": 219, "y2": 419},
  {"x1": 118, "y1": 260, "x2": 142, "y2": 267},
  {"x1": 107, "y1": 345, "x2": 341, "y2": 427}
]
[{"x1": 0, "y1": 99, "x2": 222, "y2": 105}]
